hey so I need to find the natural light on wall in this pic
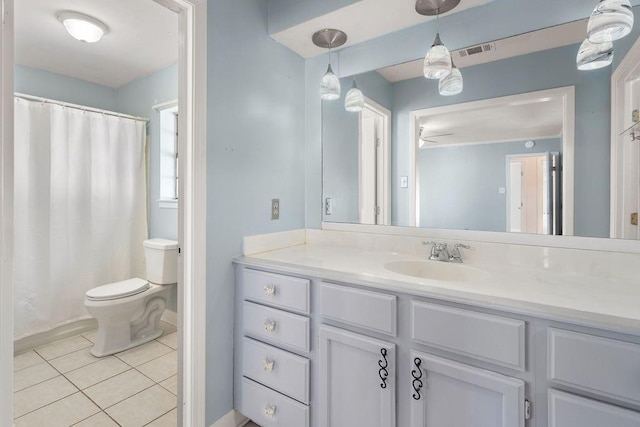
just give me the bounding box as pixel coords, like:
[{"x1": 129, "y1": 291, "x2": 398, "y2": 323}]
[{"x1": 57, "y1": 11, "x2": 109, "y2": 43}]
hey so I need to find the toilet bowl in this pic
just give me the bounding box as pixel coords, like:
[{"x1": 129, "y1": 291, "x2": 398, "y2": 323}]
[{"x1": 85, "y1": 238, "x2": 178, "y2": 357}]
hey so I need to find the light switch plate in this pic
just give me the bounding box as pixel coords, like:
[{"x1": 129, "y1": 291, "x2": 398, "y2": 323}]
[
  {"x1": 271, "y1": 199, "x2": 280, "y2": 220},
  {"x1": 401, "y1": 176, "x2": 408, "y2": 188}
]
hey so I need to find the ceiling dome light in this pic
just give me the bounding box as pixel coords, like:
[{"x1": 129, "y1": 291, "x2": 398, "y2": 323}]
[
  {"x1": 345, "y1": 78, "x2": 364, "y2": 112},
  {"x1": 576, "y1": 38, "x2": 614, "y2": 70},
  {"x1": 587, "y1": 0, "x2": 634, "y2": 43},
  {"x1": 57, "y1": 11, "x2": 108, "y2": 43},
  {"x1": 438, "y1": 59, "x2": 463, "y2": 96},
  {"x1": 424, "y1": 33, "x2": 452, "y2": 79}
]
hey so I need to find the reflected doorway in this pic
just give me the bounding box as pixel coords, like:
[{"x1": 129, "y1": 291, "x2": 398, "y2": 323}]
[
  {"x1": 507, "y1": 153, "x2": 561, "y2": 235},
  {"x1": 358, "y1": 97, "x2": 391, "y2": 225}
]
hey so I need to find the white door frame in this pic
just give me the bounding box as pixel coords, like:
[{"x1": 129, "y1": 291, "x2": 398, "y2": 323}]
[
  {"x1": 611, "y1": 35, "x2": 640, "y2": 239},
  {"x1": 0, "y1": 1, "x2": 208, "y2": 426},
  {"x1": 409, "y1": 86, "x2": 575, "y2": 234},
  {"x1": 0, "y1": 0, "x2": 14, "y2": 424}
]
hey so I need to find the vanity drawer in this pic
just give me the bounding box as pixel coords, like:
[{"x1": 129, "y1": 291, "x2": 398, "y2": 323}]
[
  {"x1": 239, "y1": 377, "x2": 309, "y2": 427},
  {"x1": 320, "y1": 282, "x2": 397, "y2": 336},
  {"x1": 242, "y1": 337, "x2": 310, "y2": 404},
  {"x1": 411, "y1": 300, "x2": 525, "y2": 370},
  {"x1": 244, "y1": 301, "x2": 310, "y2": 353},
  {"x1": 548, "y1": 328, "x2": 640, "y2": 405},
  {"x1": 244, "y1": 269, "x2": 310, "y2": 314},
  {"x1": 549, "y1": 389, "x2": 640, "y2": 427}
]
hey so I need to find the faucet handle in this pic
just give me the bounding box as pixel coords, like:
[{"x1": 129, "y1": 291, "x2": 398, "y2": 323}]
[{"x1": 449, "y1": 243, "x2": 470, "y2": 263}]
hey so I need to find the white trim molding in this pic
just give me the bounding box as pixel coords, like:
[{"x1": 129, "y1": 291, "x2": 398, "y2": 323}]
[
  {"x1": 209, "y1": 409, "x2": 249, "y2": 427},
  {"x1": 610, "y1": 35, "x2": 640, "y2": 239},
  {"x1": 408, "y1": 86, "x2": 575, "y2": 235},
  {"x1": 162, "y1": 0, "x2": 208, "y2": 426},
  {"x1": 0, "y1": 1, "x2": 14, "y2": 425}
]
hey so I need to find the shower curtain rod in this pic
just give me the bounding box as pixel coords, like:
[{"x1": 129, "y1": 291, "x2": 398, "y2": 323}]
[{"x1": 14, "y1": 92, "x2": 150, "y2": 123}]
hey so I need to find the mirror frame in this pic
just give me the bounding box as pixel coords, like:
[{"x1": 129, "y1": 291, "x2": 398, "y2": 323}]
[{"x1": 407, "y1": 86, "x2": 575, "y2": 234}]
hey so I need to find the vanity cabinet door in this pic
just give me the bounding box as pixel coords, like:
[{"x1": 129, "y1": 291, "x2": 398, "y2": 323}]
[
  {"x1": 549, "y1": 389, "x2": 640, "y2": 427},
  {"x1": 409, "y1": 350, "x2": 525, "y2": 427},
  {"x1": 319, "y1": 325, "x2": 396, "y2": 427}
]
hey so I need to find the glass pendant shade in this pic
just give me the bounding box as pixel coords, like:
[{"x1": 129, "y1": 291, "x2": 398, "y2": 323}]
[
  {"x1": 439, "y1": 62, "x2": 463, "y2": 96},
  {"x1": 576, "y1": 38, "x2": 614, "y2": 70},
  {"x1": 587, "y1": 0, "x2": 634, "y2": 43},
  {"x1": 345, "y1": 80, "x2": 364, "y2": 112},
  {"x1": 424, "y1": 33, "x2": 452, "y2": 79},
  {"x1": 320, "y1": 64, "x2": 341, "y2": 100}
]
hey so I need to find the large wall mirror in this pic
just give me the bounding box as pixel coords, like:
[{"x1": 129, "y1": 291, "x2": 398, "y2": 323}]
[{"x1": 322, "y1": 8, "x2": 640, "y2": 240}]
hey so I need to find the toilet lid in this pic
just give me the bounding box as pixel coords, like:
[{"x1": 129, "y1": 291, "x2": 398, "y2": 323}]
[{"x1": 86, "y1": 278, "x2": 150, "y2": 301}]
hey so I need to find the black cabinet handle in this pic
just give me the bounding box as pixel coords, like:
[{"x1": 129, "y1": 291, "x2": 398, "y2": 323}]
[
  {"x1": 412, "y1": 357, "x2": 423, "y2": 400},
  {"x1": 378, "y1": 348, "x2": 389, "y2": 389}
]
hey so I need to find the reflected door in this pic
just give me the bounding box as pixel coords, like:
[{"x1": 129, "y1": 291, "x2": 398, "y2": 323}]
[
  {"x1": 360, "y1": 114, "x2": 378, "y2": 224},
  {"x1": 507, "y1": 153, "x2": 559, "y2": 234}
]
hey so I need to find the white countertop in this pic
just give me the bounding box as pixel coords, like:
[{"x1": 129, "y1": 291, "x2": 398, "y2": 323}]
[{"x1": 236, "y1": 244, "x2": 640, "y2": 335}]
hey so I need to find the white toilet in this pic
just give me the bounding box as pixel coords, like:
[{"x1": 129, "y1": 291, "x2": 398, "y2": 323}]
[{"x1": 85, "y1": 238, "x2": 178, "y2": 357}]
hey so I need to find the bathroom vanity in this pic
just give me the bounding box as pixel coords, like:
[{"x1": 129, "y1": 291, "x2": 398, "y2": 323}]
[{"x1": 233, "y1": 234, "x2": 640, "y2": 427}]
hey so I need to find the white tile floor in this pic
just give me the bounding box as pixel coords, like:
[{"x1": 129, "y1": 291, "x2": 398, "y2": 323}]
[{"x1": 13, "y1": 324, "x2": 178, "y2": 427}]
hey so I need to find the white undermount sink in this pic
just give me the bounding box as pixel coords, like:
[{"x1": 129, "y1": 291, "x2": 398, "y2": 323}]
[{"x1": 384, "y1": 260, "x2": 489, "y2": 282}]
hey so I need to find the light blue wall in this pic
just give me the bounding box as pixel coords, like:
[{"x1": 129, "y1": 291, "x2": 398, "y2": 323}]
[
  {"x1": 116, "y1": 63, "x2": 179, "y2": 242},
  {"x1": 322, "y1": 71, "x2": 392, "y2": 222},
  {"x1": 15, "y1": 65, "x2": 117, "y2": 111},
  {"x1": 419, "y1": 138, "x2": 562, "y2": 232},
  {"x1": 206, "y1": 0, "x2": 306, "y2": 424},
  {"x1": 391, "y1": 43, "x2": 610, "y2": 238},
  {"x1": 116, "y1": 63, "x2": 178, "y2": 312}
]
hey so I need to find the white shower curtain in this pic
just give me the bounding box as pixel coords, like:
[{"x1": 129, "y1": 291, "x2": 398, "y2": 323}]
[{"x1": 14, "y1": 97, "x2": 148, "y2": 340}]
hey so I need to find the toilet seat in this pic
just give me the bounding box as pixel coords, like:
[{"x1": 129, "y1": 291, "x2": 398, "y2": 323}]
[{"x1": 86, "y1": 278, "x2": 150, "y2": 301}]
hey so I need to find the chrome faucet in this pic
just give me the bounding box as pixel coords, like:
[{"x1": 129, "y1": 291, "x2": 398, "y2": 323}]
[
  {"x1": 422, "y1": 241, "x2": 450, "y2": 261},
  {"x1": 422, "y1": 241, "x2": 470, "y2": 263},
  {"x1": 449, "y1": 243, "x2": 470, "y2": 263}
]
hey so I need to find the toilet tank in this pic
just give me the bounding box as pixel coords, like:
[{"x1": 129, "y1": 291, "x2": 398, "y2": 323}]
[{"x1": 143, "y1": 239, "x2": 178, "y2": 285}]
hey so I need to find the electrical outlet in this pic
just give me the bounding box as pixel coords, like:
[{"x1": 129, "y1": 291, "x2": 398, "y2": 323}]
[
  {"x1": 325, "y1": 198, "x2": 333, "y2": 215},
  {"x1": 271, "y1": 199, "x2": 280, "y2": 220}
]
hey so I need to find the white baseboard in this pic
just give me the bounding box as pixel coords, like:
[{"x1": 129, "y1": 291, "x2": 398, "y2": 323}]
[
  {"x1": 162, "y1": 309, "x2": 178, "y2": 326},
  {"x1": 210, "y1": 409, "x2": 249, "y2": 427},
  {"x1": 14, "y1": 318, "x2": 98, "y2": 355}
]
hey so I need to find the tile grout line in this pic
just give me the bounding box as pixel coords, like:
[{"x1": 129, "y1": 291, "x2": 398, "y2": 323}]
[
  {"x1": 141, "y1": 406, "x2": 177, "y2": 426},
  {"x1": 14, "y1": 333, "x2": 177, "y2": 425}
]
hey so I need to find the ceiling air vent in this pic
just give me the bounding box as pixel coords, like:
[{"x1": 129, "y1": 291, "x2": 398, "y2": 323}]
[{"x1": 457, "y1": 42, "x2": 495, "y2": 58}]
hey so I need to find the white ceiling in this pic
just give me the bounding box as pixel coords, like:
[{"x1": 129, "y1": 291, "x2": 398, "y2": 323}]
[
  {"x1": 15, "y1": 0, "x2": 178, "y2": 88},
  {"x1": 419, "y1": 96, "x2": 564, "y2": 147},
  {"x1": 378, "y1": 19, "x2": 588, "y2": 83},
  {"x1": 271, "y1": 0, "x2": 493, "y2": 59}
]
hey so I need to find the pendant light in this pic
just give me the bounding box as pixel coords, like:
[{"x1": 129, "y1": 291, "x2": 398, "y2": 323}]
[
  {"x1": 439, "y1": 57, "x2": 463, "y2": 95},
  {"x1": 587, "y1": 0, "x2": 634, "y2": 44},
  {"x1": 345, "y1": 78, "x2": 364, "y2": 112},
  {"x1": 313, "y1": 29, "x2": 348, "y2": 101},
  {"x1": 416, "y1": 0, "x2": 460, "y2": 79},
  {"x1": 576, "y1": 38, "x2": 614, "y2": 70}
]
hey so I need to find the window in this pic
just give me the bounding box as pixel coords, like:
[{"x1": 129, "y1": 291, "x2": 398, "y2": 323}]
[{"x1": 158, "y1": 104, "x2": 178, "y2": 208}]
